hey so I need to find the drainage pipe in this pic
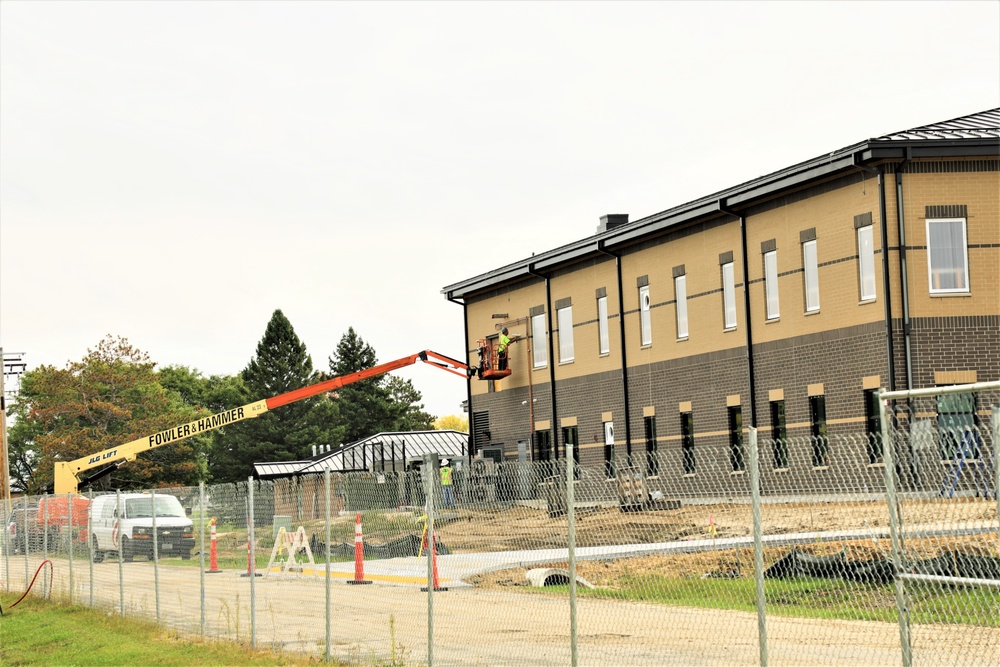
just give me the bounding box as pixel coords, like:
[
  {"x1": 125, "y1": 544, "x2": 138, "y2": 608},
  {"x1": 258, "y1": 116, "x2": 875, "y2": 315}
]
[
  {"x1": 894, "y1": 153, "x2": 913, "y2": 391},
  {"x1": 719, "y1": 202, "x2": 758, "y2": 427},
  {"x1": 528, "y1": 265, "x2": 559, "y2": 459},
  {"x1": 597, "y1": 241, "x2": 634, "y2": 465},
  {"x1": 446, "y1": 292, "x2": 475, "y2": 463}
]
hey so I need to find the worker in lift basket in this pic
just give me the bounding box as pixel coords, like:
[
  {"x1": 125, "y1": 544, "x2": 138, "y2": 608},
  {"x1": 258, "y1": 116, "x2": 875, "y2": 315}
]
[
  {"x1": 440, "y1": 459, "x2": 455, "y2": 508},
  {"x1": 497, "y1": 327, "x2": 512, "y2": 371}
]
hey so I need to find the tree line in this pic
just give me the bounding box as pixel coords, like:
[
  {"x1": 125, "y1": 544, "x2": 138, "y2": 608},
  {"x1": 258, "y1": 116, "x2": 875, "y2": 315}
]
[{"x1": 6, "y1": 309, "x2": 467, "y2": 494}]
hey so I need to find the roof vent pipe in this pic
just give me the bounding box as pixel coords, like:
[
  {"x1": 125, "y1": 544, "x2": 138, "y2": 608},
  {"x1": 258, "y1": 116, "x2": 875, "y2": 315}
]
[
  {"x1": 597, "y1": 214, "x2": 629, "y2": 234},
  {"x1": 312, "y1": 445, "x2": 317, "y2": 457}
]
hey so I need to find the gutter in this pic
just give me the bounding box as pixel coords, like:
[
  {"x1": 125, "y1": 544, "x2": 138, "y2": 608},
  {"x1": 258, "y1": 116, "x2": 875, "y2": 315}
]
[
  {"x1": 718, "y1": 201, "x2": 758, "y2": 428},
  {"x1": 597, "y1": 241, "x2": 634, "y2": 464},
  {"x1": 446, "y1": 291, "x2": 475, "y2": 464},
  {"x1": 528, "y1": 264, "x2": 559, "y2": 460},
  {"x1": 854, "y1": 156, "x2": 896, "y2": 393}
]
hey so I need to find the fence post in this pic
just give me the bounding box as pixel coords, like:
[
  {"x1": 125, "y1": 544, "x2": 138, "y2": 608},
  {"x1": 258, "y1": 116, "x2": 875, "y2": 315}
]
[
  {"x1": 88, "y1": 489, "x2": 94, "y2": 608},
  {"x1": 423, "y1": 453, "x2": 438, "y2": 667},
  {"x1": 879, "y1": 391, "x2": 913, "y2": 667},
  {"x1": 67, "y1": 493, "x2": 75, "y2": 602},
  {"x1": 23, "y1": 494, "x2": 30, "y2": 589},
  {"x1": 748, "y1": 427, "x2": 768, "y2": 667},
  {"x1": 248, "y1": 477, "x2": 257, "y2": 648},
  {"x1": 117, "y1": 489, "x2": 124, "y2": 616},
  {"x1": 152, "y1": 488, "x2": 160, "y2": 624},
  {"x1": 198, "y1": 483, "x2": 206, "y2": 638},
  {"x1": 566, "y1": 442, "x2": 579, "y2": 667},
  {"x1": 992, "y1": 406, "x2": 999, "y2": 521},
  {"x1": 325, "y1": 469, "x2": 332, "y2": 663},
  {"x1": 43, "y1": 493, "x2": 49, "y2": 594}
]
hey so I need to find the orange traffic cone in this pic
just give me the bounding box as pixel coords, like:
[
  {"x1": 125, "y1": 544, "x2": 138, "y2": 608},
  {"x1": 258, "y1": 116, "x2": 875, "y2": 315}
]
[{"x1": 346, "y1": 513, "x2": 371, "y2": 585}]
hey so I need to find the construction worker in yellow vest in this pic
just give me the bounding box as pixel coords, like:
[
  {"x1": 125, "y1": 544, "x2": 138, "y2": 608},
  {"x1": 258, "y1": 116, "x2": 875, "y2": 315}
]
[
  {"x1": 440, "y1": 459, "x2": 454, "y2": 508},
  {"x1": 497, "y1": 327, "x2": 512, "y2": 371}
]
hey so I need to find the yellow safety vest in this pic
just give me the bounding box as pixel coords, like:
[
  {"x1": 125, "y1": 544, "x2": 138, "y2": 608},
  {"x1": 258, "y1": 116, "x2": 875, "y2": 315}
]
[{"x1": 440, "y1": 466, "x2": 453, "y2": 486}]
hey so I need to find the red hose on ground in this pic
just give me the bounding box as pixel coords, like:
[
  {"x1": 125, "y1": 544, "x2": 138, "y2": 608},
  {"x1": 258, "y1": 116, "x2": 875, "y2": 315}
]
[{"x1": 1, "y1": 559, "x2": 54, "y2": 615}]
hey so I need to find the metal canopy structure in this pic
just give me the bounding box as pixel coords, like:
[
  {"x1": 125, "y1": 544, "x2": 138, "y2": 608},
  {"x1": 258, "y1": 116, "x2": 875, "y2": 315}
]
[{"x1": 252, "y1": 429, "x2": 470, "y2": 479}]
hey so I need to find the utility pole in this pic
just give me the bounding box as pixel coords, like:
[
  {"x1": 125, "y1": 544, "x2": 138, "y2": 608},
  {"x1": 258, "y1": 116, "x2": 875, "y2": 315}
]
[{"x1": 1, "y1": 349, "x2": 27, "y2": 517}]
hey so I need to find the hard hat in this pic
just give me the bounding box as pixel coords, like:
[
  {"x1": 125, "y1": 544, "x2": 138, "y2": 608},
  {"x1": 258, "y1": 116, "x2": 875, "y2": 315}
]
[
  {"x1": 440, "y1": 459, "x2": 449, "y2": 466},
  {"x1": 501, "y1": 327, "x2": 508, "y2": 334}
]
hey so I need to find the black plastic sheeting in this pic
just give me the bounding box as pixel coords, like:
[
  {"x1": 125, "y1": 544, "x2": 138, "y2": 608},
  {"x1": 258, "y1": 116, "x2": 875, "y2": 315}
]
[
  {"x1": 308, "y1": 533, "x2": 450, "y2": 560},
  {"x1": 764, "y1": 547, "x2": 1000, "y2": 584}
]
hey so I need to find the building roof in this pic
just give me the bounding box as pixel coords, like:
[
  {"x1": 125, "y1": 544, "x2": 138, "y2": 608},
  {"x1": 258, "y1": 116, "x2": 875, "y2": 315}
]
[
  {"x1": 253, "y1": 430, "x2": 469, "y2": 479},
  {"x1": 442, "y1": 108, "x2": 1000, "y2": 301}
]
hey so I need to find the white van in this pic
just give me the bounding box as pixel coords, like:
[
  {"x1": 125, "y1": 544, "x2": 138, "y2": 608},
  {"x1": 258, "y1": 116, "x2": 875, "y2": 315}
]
[{"x1": 90, "y1": 493, "x2": 194, "y2": 562}]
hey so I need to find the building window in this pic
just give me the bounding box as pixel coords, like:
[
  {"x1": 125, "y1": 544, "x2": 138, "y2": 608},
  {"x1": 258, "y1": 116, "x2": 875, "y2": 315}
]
[
  {"x1": 722, "y1": 261, "x2": 737, "y2": 330},
  {"x1": 802, "y1": 238, "x2": 820, "y2": 312},
  {"x1": 533, "y1": 430, "x2": 552, "y2": 462},
  {"x1": 927, "y1": 217, "x2": 970, "y2": 293},
  {"x1": 531, "y1": 311, "x2": 547, "y2": 368},
  {"x1": 675, "y1": 273, "x2": 688, "y2": 339},
  {"x1": 639, "y1": 284, "x2": 652, "y2": 346},
  {"x1": 603, "y1": 422, "x2": 615, "y2": 478},
  {"x1": 937, "y1": 392, "x2": 977, "y2": 461},
  {"x1": 864, "y1": 388, "x2": 882, "y2": 464},
  {"x1": 728, "y1": 406, "x2": 745, "y2": 472},
  {"x1": 809, "y1": 395, "x2": 828, "y2": 467},
  {"x1": 563, "y1": 426, "x2": 580, "y2": 479},
  {"x1": 764, "y1": 249, "x2": 780, "y2": 320},
  {"x1": 557, "y1": 304, "x2": 574, "y2": 363},
  {"x1": 681, "y1": 412, "x2": 695, "y2": 475},
  {"x1": 644, "y1": 416, "x2": 659, "y2": 476},
  {"x1": 858, "y1": 224, "x2": 876, "y2": 301},
  {"x1": 771, "y1": 400, "x2": 788, "y2": 469},
  {"x1": 597, "y1": 294, "x2": 610, "y2": 355}
]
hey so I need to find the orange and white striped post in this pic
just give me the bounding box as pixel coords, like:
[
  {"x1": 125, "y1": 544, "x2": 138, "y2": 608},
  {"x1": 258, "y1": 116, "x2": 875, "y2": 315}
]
[
  {"x1": 421, "y1": 523, "x2": 448, "y2": 592},
  {"x1": 346, "y1": 512, "x2": 371, "y2": 585},
  {"x1": 206, "y1": 517, "x2": 221, "y2": 573}
]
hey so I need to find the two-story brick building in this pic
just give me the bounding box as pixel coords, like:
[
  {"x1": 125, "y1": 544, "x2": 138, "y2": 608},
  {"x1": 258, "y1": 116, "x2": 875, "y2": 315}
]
[{"x1": 442, "y1": 108, "x2": 999, "y2": 494}]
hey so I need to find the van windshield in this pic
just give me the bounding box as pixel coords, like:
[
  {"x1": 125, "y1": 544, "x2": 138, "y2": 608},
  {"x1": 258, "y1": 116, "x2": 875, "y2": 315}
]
[{"x1": 125, "y1": 496, "x2": 185, "y2": 519}]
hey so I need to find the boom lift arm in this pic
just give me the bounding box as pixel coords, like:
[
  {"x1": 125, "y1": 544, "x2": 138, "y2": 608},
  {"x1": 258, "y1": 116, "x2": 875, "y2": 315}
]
[{"x1": 54, "y1": 350, "x2": 473, "y2": 494}]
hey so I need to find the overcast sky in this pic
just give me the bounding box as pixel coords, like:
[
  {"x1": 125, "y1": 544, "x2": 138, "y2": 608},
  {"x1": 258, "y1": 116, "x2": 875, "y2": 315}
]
[{"x1": 2, "y1": 1, "x2": 998, "y2": 421}]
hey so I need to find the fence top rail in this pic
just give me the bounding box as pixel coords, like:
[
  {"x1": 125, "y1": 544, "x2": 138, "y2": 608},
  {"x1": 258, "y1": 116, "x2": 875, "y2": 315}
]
[{"x1": 880, "y1": 381, "x2": 1000, "y2": 401}]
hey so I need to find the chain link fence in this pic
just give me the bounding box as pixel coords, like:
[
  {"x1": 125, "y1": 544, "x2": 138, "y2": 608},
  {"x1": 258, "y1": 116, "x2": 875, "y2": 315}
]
[{"x1": 3, "y1": 385, "x2": 998, "y2": 665}]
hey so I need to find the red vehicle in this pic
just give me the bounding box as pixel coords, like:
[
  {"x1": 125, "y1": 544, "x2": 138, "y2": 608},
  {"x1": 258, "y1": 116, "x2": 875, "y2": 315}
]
[{"x1": 5, "y1": 496, "x2": 89, "y2": 554}]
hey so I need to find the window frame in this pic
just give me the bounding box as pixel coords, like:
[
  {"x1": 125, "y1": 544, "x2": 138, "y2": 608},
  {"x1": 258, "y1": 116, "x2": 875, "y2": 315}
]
[
  {"x1": 802, "y1": 238, "x2": 820, "y2": 312},
  {"x1": 597, "y1": 295, "x2": 610, "y2": 355},
  {"x1": 863, "y1": 388, "x2": 883, "y2": 464},
  {"x1": 603, "y1": 421, "x2": 615, "y2": 478},
  {"x1": 926, "y1": 217, "x2": 970, "y2": 294},
  {"x1": 809, "y1": 395, "x2": 828, "y2": 467},
  {"x1": 857, "y1": 224, "x2": 876, "y2": 301},
  {"x1": 764, "y1": 249, "x2": 780, "y2": 320},
  {"x1": 639, "y1": 285, "x2": 652, "y2": 346},
  {"x1": 675, "y1": 274, "x2": 688, "y2": 339},
  {"x1": 531, "y1": 312, "x2": 547, "y2": 369},
  {"x1": 557, "y1": 304, "x2": 574, "y2": 363},
  {"x1": 722, "y1": 261, "x2": 737, "y2": 330}
]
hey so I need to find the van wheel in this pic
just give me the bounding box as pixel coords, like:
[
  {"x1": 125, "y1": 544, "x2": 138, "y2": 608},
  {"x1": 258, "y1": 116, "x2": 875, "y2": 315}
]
[
  {"x1": 121, "y1": 536, "x2": 134, "y2": 562},
  {"x1": 91, "y1": 536, "x2": 104, "y2": 563}
]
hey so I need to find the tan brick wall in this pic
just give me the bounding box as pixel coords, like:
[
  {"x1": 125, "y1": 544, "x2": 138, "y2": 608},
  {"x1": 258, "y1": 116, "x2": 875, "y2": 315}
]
[
  {"x1": 899, "y1": 169, "x2": 1000, "y2": 319},
  {"x1": 547, "y1": 258, "x2": 621, "y2": 381},
  {"x1": 746, "y1": 176, "x2": 885, "y2": 345}
]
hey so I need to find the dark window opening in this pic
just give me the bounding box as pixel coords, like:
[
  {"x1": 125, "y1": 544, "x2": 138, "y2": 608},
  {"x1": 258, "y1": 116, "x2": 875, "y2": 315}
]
[
  {"x1": 644, "y1": 416, "x2": 659, "y2": 476},
  {"x1": 937, "y1": 392, "x2": 978, "y2": 460},
  {"x1": 864, "y1": 389, "x2": 883, "y2": 464},
  {"x1": 809, "y1": 395, "x2": 828, "y2": 467},
  {"x1": 681, "y1": 412, "x2": 695, "y2": 475},
  {"x1": 771, "y1": 400, "x2": 788, "y2": 469},
  {"x1": 728, "y1": 406, "x2": 745, "y2": 472},
  {"x1": 533, "y1": 430, "x2": 552, "y2": 462},
  {"x1": 563, "y1": 426, "x2": 580, "y2": 479}
]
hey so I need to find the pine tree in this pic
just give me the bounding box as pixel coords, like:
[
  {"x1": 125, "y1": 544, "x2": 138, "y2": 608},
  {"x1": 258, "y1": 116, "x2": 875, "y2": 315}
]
[
  {"x1": 211, "y1": 310, "x2": 342, "y2": 482},
  {"x1": 328, "y1": 327, "x2": 394, "y2": 444}
]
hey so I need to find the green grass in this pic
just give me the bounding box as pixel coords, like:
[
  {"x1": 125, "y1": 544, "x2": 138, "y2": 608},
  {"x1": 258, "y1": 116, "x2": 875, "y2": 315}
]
[
  {"x1": 567, "y1": 574, "x2": 1000, "y2": 626},
  {"x1": 0, "y1": 593, "x2": 325, "y2": 666}
]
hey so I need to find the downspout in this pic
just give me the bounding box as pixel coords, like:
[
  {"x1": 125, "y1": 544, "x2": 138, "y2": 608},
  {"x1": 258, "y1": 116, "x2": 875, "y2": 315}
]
[
  {"x1": 446, "y1": 291, "x2": 475, "y2": 464},
  {"x1": 719, "y1": 201, "x2": 758, "y2": 428},
  {"x1": 528, "y1": 265, "x2": 559, "y2": 460},
  {"x1": 895, "y1": 151, "x2": 913, "y2": 391},
  {"x1": 855, "y1": 159, "x2": 896, "y2": 393},
  {"x1": 598, "y1": 241, "x2": 633, "y2": 465}
]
